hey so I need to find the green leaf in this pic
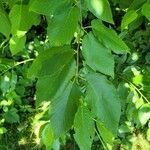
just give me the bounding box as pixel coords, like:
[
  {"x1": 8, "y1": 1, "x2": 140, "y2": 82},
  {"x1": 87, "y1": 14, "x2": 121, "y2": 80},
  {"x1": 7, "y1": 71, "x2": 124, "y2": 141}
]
[
  {"x1": 50, "y1": 83, "x2": 81, "y2": 138},
  {"x1": 138, "y1": 104, "x2": 150, "y2": 126},
  {"x1": 0, "y1": 75, "x2": 10, "y2": 95},
  {"x1": 92, "y1": 19, "x2": 130, "y2": 54},
  {"x1": 86, "y1": 0, "x2": 113, "y2": 23},
  {"x1": 0, "y1": 58, "x2": 15, "y2": 69},
  {"x1": 0, "y1": 8, "x2": 11, "y2": 38},
  {"x1": 118, "y1": 0, "x2": 133, "y2": 9},
  {"x1": 4, "y1": 108, "x2": 20, "y2": 123},
  {"x1": 29, "y1": 0, "x2": 71, "y2": 16},
  {"x1": 0, "y1": 127, "x2": 7, "y2": 135},
  {"x1": 145, "y1": 52, "x2": 150, "y2": 64},
  {"x1": 36, "y1": 60, "x2": 75, "y2": 106},
  {"x1": 9, "y1": 4, "x2": 39, "y2": 34},
  {"x1": 74, "y1": 105, "x2": 95, "y2": 150},
  {"x1": 118, "y1": 124, "x2": 131, "y2": 134},
  {"x1": 142, "y1": 3, "x2": 150, "y2": 21},
  {"x1": 42, "y1": 123, "x2": 54, "y2": 149},
  {"x1": 97, "y1": 121, "x2": 114, "y2": 146},
  {"x1": 47, "y1": 7, "x2": 80, "y2": 46},
  {"x1": 82, "y1": 32, "x2": 114, "y2": 77},
  {"x1": 0, "y1": 72, "x2": 17, "y2": 94},
  {"x1": 28, "y1": 46, "x2": 75, "y2": 106},
  {"x1": 121, "y1": 10, "x2": 138, "y2": 30},
  {"x1": 0, "y1": 0, "x2": 15, "y2": 8},
  {"x1": 28, "y1": 46, "x2": 74, "y2": 78},
  {"x1": 9, "y1": 32, "x2": 26, "y2": 55},
  {"x1": 129, "y1": 0, "x2": 147, "y2": 10},
  {"x1": 86, "y1": 73, "x2": 121, "y2": 136},
  {"x1": 147, "y1": 127, "x2": 150, "y2": 141}
]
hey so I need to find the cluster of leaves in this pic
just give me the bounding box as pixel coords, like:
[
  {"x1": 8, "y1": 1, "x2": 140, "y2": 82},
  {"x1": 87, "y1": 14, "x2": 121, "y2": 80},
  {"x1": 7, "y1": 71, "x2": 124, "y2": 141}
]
[
  {"x1": 0, "y1": 34, "x2": 36, "y2": 149},
  {"x1": 0, "y1": 0, "x2": 150, "y2": 149}
]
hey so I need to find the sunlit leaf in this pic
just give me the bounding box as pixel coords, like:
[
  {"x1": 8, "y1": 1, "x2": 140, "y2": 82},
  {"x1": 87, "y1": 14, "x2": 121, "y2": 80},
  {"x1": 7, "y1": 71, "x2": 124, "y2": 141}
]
[
  {"x1": 86, "y1": 0, "x2": 113, "y2": 23},
  {"x1": 42, "y1": 123, "x2": 54, "y2": 149},
  {"x1": 9, "y1": 4, "x2": 39, "y2": 34},
  {"x1": 9, "y1": 34, "x2": 26, "y2": 55},
  {"x1": 138, "y1": 104, "x2": 150, "y2": 126},
  {"x1": 97, "y1": 121, "x2": 114, "y2": 146},
  {"x1": 121, "y1": 10, "x2": 138, "y2": 30}
]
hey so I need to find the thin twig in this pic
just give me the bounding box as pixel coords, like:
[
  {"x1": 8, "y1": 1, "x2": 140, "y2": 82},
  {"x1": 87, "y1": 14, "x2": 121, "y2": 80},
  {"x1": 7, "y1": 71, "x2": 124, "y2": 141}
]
[
  {"x1": 0, "y1": 39, "x2": 8, "y2": 49},
  {"x1": 83, "y1": 26, "x2": 92, "y2": 29}
]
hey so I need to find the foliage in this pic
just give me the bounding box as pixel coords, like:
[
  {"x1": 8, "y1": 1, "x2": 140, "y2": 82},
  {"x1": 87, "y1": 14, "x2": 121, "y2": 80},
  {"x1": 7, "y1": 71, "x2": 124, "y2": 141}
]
[{"x1": 0, "y1": 0, "x2": 150, "y2": 149}]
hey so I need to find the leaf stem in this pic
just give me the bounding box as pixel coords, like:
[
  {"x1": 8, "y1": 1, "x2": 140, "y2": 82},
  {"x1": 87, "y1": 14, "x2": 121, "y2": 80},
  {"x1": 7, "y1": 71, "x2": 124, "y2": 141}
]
[
  {"x1": 0, "y1": 58, "x2": 34, "y2": 76},
  {"x1": 118, "y1": 75, "x2": 149, "y2": 103},
  {"x1": 83, "y1": 26, "x2": 92, "y2": 29},
  {"x1": 0, "y1": 39, "x2": 8, "y2": 49},
  {"x1": 95, "y1": 129, "x2": 109, "y2": 150},
  {"x1": 76, "y1": 38, "x2": 80, "y2": 78},
  {"x1": 76, "y1": 0, "x2": 82, "y2": 80},
  {"x1": 78, "y1": 75, "x2": 86, "y2": 81}
]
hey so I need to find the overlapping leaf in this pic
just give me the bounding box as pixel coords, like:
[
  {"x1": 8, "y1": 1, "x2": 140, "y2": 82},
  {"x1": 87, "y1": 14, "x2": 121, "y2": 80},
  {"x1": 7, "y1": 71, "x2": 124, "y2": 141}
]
[
  {"x1": 0, "y1": 8, "x2": 11, "y2": 38},
  {"x1": 96, "y1": 121, "x2": 114, "y2": 146},
  {"x1": 41, "y1": 123, "x2": 54, "y2": 149},
  {"x1": 9, "y1": 4, "x2": 39, "y2": 34},
  {"x1": 29, "y1": 0, "x2": 71, "y2": 16},
  {"x1": 82, "y1": 32, "x2": 114, "y2": 77},
  {"x1": 121, "y1": 10, "x2": 138, "y2": 30},
  {"x1": 142, "y1": 3, "x2": 150, "y2": 21},
  {"x1": 9, "y1": 32, "x2": 26, "y2": 55},
  {"x1": 129, "y1": 0, "x2": 147, "y2": 10},
  {"x1": 86, "y1": 0, "x2": 113, "y2": 23},
  {"x1": 74, "y1": 105, "x2": 95, "y2": 150},
  {"x1": 9, "y1": 4, "x2": 39, "y2": 54},
  {"x1": 92, "y1": 20, "x2": 130, "y2": 54},
  {"x1": 50, "y1": 83, "x2": 81, "y2": 138},
  {"x1": 36, "y1": 61, "x2": 75, "y2": 106},
  {"x1": 28, "y1": 46, "x2": 74, "y2": 78},
  {"x1": 138, "y1": 104, "x2": 150, "y2": 126},
  {"x1": 28, "y1": 46, "x2": 75, "y2": 106},
  {"x1": 86, "y1": 73, "x2": 121, "y2": 136}
]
